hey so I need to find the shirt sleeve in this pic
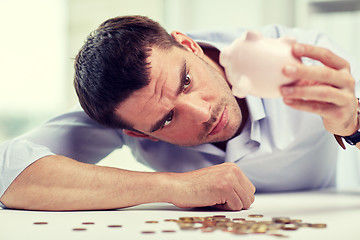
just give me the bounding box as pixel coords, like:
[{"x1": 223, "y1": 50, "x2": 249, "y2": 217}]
[{"x1": 0, "y1": 105, "x2": 124, "y2": 201}]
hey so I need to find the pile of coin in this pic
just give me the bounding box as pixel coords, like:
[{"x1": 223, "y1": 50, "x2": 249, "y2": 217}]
[
  {"x1": 170, "y1": 214, "x2": 326, "y2": 237},
  {"x1": 33, "y1": 213, "x2": 326, "y2": 237}
]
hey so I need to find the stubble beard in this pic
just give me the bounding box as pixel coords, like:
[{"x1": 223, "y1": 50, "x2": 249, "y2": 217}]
[{"x1": 195, "y1": 60, "x2": 242, "y2": 145}]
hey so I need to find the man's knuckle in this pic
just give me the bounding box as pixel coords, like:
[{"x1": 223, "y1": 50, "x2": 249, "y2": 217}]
[
  {"x1": 320, "y1": 68, "x2": 332, "y2": 80},
  {"x1": 217, "y1": 179, "x2": 231, "y2": 190},
  {"x1": 343, "y1": 73, "x2": 355, "y2": 88},
  {"x1": 322, "y1": 49, "x2": 334, "y2": 62},
  {"x1": 235, "y1": 202, "x2": 243, "y2": 211}
]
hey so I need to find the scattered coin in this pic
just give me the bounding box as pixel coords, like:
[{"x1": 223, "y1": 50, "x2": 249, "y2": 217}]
[
  {"x1": 310, "y1": 223, "x2": 327, "y2": 228},
  {"x1": 248, "y1": 214, "x2": 264, "y2": 218},
  {"x1": 141, "y1": 231, "x2": 156, "y2": 234},
  {"x1": 164, "y1": 219, "x2": 178, "y2": 222},
  {"x1": 269, "y1": 233, "x2": 289, "y2": 238},
  {"x1": 162, "y1": 230, "x2": 176, "y2": 233},
  {"x1": 108, "y1": 225, "x2": 123, "y2": 228},
  {"x1": 72, "y1": 228, "x2": 87, "y2": 231},
  {"x1": 145, "y1": 220, "x2": 159, "y2": 224},
  {"x1": 33, "y1": 222, "x2": 48, "y2": 225},
  {"x1": 82, "y1": 222, "x2": 95, "y2": 225}
]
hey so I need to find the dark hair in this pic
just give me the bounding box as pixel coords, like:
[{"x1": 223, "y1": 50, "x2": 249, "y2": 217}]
[{"x1": 74, "y1": 15, "x2": 183, "y2": 130}]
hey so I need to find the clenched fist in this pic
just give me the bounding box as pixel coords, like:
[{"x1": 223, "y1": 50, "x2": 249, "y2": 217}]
[{"x1": 166, "y1": 162, "x2": 256, "y2": 211}]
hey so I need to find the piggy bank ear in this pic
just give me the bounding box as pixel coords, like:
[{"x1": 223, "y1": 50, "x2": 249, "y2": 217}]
[
  {"x1": 245, "y1": 31, "x2": 262, "y2": 41},
  {"x1": 231, "y1": 75, "x2": 252, "y2": 98}
]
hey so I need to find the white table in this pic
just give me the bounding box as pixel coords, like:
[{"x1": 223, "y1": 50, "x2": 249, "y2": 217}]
[{"x1": 1, "y1": 188, "x2": 359, "y2": 240}]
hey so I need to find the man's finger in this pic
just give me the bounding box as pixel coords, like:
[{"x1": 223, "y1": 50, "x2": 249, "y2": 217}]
[{"x1": 292, "y1": 43, "x2": 350, "y2": 70}]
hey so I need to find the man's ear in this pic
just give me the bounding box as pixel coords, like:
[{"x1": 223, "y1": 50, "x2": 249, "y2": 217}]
[
  {"x1": 171, "y1": 31, "x2": 204, "y2": 57},
  {"x1": 123, "y1": 129, "x2": 159, "y2": 141}
]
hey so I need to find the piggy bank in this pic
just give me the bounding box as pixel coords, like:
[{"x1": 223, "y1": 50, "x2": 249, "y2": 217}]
[{"x1": 219, "y1": 31, "x2": 301, "y2": 98}]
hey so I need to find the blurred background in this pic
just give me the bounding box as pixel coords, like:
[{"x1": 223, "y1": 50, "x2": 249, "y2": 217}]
[{"x1": 0, "y1": 0, "x2": 359, "y2": 187}]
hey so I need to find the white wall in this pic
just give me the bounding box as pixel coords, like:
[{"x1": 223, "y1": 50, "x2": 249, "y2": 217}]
[{"x1": 0, "y1": 0, "x2": 67, "y2": 140}]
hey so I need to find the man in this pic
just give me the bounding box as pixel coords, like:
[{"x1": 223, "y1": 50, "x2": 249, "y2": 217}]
[{"x1": 0, "y1": 15, "x2": 359, "y2": 211}]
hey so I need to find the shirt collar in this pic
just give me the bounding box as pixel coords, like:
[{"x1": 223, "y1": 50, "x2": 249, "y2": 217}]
[{"x1": 246, "y1": 95, "x2": 266, "y2": 144}]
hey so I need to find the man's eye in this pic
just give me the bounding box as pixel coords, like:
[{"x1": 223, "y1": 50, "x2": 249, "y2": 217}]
[
  {"x1": 163, "y1": 111, "x2": 174, "y2": 127},
  {"x1": 183, "y1": 73, "x2": 191, "y2": 91}
]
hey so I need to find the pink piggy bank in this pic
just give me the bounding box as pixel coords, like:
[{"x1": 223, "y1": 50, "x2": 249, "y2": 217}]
[{"x1": 219, "y1": 31, "x2": 301, "y2": 98}]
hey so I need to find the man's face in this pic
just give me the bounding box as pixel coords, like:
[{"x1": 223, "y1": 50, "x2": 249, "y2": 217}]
[{"x1": 116, "y1": 44, "x2": 243, "y2": 147}]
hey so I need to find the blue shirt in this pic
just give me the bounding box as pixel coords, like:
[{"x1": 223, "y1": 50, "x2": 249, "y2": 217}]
[{"x1": 1, "y1": 25, "x2": 359, "y2": 208}]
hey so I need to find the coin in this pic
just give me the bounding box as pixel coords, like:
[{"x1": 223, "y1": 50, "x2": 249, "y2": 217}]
[
  {"x1": 269, "y1": 233, "x2": 289, "y2": 238},
  {"x1": 272, "y1": 217, "x2": 291, "y2": 224},
  {"x1": 72, "y1": 228, "x2": 87, "y2": 231},
  {"x1": 145, "y1": 221, "x2": 159, "y2": 224},
  {"x1": 141, "y1": 231, "x2": 155, "y2": 234},
  {"x1": 162, "y1": 230, "x2": 176, "y2": 233},
  {"x1": 164, "y1": 219, "x2": 178, "y2": 222},
  {"x1": 248, "y1": 214, "x2": 264, "y2": 218},
  {"x1": 108, "y1": 225, "x2": 123, "y2": 228},
  {"x1": 310, "y1": 223, "x2": 327, "y2": 228},
  {"x1": 297, "y1": 222, "x2": 311, "y2": 227},
  {"x1": 289, "y1": 219, "x2": 302, "y2": 223},
  {"x1": 33, "y1": 222, "x2": 48, "y2": 225},
  {"x1": 82, "y1": 222, "x2": 95, "y2": 225},
  {"x1": 201, "y1": 228, "x2": 215, "y2": 233},
  {"x1": 282, "y1": 224, "x2": 299, "y2": 231}
]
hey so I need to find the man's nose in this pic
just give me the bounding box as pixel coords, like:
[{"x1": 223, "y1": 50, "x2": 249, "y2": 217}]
[{"x1": 177, "y1": 94, "x2": 211, "y2": 124}]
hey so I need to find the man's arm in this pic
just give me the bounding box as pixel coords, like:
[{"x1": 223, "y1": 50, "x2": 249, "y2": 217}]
[
  {"x1": 280, "y1": 43, "x2": 360, "y2": 150},
  {"x1": 0, "y1": 155, "x2": 255, "y2": 211}
]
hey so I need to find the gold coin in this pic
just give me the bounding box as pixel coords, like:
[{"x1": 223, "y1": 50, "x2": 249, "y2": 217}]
[
  {"x1": 213, "y1": 215, "x2": 226, "y2": 218},
  {"x1": 233, "y1": 218, "x2": 246, "y2": 221},
  {"x1": 310, "y1": 223, "x2": 327, "y2": 228},
  {"x1": 248, "y1": 214, "x2": 264, "y2": 218},
  {"x1": 282, "y1": 224, "x2": 298, "y2": 231},
  {"x1": 297, "y1": 222, "x2": 311, "y2": 227},
  {"x1": 179, "y1": 222, "x2": 195, "y2": 230},
  {"x1": 290, "y1": 219, "x2": 302, "y2": 223},
  {"x1": 201, "y1": 227, "x2": 215, "y2": 233},
  {"x1": 272, "y1": 217, "x2": 291, "y2": 224}
]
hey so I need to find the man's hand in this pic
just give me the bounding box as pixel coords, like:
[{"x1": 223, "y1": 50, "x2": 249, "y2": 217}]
[
  {"x1": 167, "y1": 162, "x2": 256, "y2": 211},
  {"x1": 280, "y1": 43, "x2": 359, "y2": 137}
]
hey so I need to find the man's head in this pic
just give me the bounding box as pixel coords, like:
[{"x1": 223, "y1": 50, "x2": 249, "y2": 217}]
[
  {"x1": 74, "y1": 15, "x2": 244, "y2": 146},
  {"x1": 74, "y1": 15, "x2": 183, "y2": 129}
]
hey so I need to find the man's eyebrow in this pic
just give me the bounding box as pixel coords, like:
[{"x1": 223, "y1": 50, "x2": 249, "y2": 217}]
[{"x1": 149, "y1": 60, "x2": 186, "y2": 133}]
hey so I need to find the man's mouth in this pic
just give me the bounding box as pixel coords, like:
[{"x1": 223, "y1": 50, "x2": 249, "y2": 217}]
[{"x1": 209, "y1": 107, "x2": 228, "y2": 136}]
